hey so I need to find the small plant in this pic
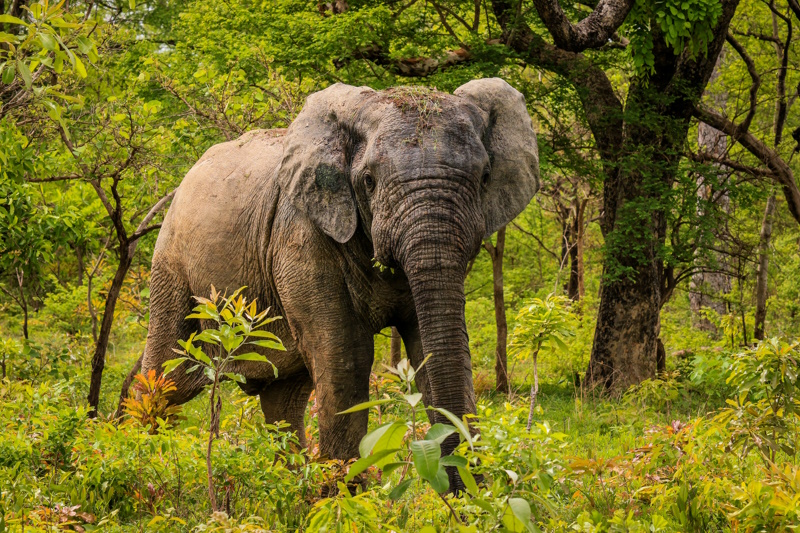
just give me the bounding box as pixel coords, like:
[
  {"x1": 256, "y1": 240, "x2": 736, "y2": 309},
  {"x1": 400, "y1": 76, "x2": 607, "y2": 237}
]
[
  {"x1": 122, "y1": 370, "x2": 183, "y2": 434},
  {"x1": 307, "y1": 355, "x2": 481, "y2": 530},
  {"x1": 165, "y1": 286, "x2": 285, "y2": 512},
  {"x1": 716, "y1": 338, "x2": 800, "y2": 465},
  {"x1": 624, "y1": 371, "x2": 681, "y2": 416},
  {"x1": 509, "y1": 295, "x2": 574, "y2": 429}
]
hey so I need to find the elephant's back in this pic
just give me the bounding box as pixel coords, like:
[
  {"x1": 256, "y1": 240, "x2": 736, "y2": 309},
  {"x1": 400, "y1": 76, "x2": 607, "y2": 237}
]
[{"x1": 154, "y1": 129, "x2": 286, "y2": 281}]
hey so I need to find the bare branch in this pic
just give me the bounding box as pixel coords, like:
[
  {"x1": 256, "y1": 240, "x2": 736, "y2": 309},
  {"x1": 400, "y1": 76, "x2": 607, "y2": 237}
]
[
  {"x1": 726, "y1": 33, "x2": 760, "y2": 133},
  {"x1": 130, "y1": 189, "x2": 176, "y2": 242}
]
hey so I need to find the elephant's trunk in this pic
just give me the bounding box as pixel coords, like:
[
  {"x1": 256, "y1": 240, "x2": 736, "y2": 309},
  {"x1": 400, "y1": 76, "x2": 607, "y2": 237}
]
[{"x1": 394, "y1": 189, "x2": 481, "y2": 474}]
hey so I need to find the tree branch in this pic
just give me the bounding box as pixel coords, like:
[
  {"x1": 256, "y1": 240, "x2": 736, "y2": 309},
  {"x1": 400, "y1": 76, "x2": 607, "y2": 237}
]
[
  {"x1": 693, "y1": 104, "x2": 800, "y2": 224},
  {"x1": 129, "y1": 189, "x2": 176, "y2": 242},
  {"x1": 726, "y1": 32, "x2": 760, "y2": 133},
  {"x1": 532, "y1": 0, "x2": 635, "y2": 52}
]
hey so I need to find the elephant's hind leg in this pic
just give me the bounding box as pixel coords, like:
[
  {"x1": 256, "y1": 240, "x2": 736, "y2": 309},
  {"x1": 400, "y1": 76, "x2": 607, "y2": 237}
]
[
  {"x1": 142, "y1": 259, "x2": 208, "y2": 404},
  {"x1": 259, "y1": 371, "x2": 314, "y2": 449}
]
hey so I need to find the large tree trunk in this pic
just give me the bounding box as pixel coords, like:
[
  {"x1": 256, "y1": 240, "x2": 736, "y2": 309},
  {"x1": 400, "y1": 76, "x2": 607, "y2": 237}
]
[
  {"x1": 87, "y1": 245, "x2": 133, "y2": 417},
  {"x1": 484, "y1": 227, "x2": 508, "y2": 393},
  {"x1": 690, "y1": 58, "x2": 730, "y2": 330},
  {"x1": 754, "y1": 193, "x2": 776, "y2": 341}
]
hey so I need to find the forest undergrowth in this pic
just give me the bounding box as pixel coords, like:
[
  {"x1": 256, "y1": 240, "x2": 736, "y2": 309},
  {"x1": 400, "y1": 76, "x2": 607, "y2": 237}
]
[{"x1": 1, "y1": 303, "x2": 798, "y2": 532}]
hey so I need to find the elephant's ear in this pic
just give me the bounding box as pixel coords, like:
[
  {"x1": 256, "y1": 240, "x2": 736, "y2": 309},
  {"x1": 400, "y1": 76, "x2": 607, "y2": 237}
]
[
  {"x1": 455, "y1": 78, "x2": 540, "y2": 238},
  {"x1": 279, "y1": 83, "x2": 375, "y2": 243}
]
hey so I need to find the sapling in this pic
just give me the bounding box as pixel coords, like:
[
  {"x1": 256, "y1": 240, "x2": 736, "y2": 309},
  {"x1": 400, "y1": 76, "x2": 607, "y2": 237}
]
[
  {"x1": 164, "y1": 286, "x2": 284, "y2": 512},
  {"x1": 509, "y1": 295, "x2": 574, "y2": 430}
]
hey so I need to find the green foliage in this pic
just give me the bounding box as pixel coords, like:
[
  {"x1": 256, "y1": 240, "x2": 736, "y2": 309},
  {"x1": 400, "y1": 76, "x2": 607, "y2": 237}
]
[
  {"x1": 626, "y1": 0, "x2": 724, "y2": 76},
  {"x1": 510, "y1": 295, "x2": 575, "y2": 361}
]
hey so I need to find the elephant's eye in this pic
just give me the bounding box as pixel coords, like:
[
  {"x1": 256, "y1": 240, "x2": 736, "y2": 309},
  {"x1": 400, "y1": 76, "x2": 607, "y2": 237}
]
[
  {"x1": 364, "y1": 173, "x2": 376, "y2": 193},
  {"x1": 482, "y1": 168, "x2": 491, "y2": 187}
]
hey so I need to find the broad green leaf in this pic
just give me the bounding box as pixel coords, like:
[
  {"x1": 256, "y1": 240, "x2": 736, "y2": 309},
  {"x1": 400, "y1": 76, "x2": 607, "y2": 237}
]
[
  {"x1": 381, "y1": 461, "x2": 410, "y2": 476},
  {"x1": 1, "y1": 63, "x2": 15, "y2": 84},
  {"x1": 247, "y1": 330, "x2": 281, "y2": 340},
  {"x1": 16, "y1": 61, "x2": 31, "y2": 89},
  {"x1": 425, "y1": 423, "x2": 456, "y2": 444},
  {"x1": 428, "y1": 464, "x2": 449, "y2": 493},
  {"x1": 223, "y1": 372, "x2": 246, "y2": 384},
  {"x1": 358, "y1": 421, "x2": 405, "y2": 458},
  {"x1": 472, "y1": 498, "x2": 495, "y2": 514},
  {"x1": 73, "y1": 54, "x2": 87, "y2": 78},
  {"x1": 410, "y1": 439, "x2": 440, "y2": 481},
  {"x1": 388, "y1": 478, "x2": 414, "y2": 500},
  {"x1": 502, "y1": 498, "x2": 532, "y2": 533},
  {"x1": 457, "y1": 465, "x2": 479, "y2": 495},
  {"x1": 338, "y1": 399, "x2": 392, "y2": 416},
  {"x1": 232, "y1": 352, "x2": 269, "y2": 363},
  {"x1": 250, "y1": 339, "x2": 286, "y2": 351},
  {"x1": 0, "y1": 14, "x2": 25, "y2": 25},
  {"x1": 344, "y1": 448, "x2": 399, "y2": 482},
  {"x1": 39, "y1": 33, "x2": 57, "y2": 51},
  {"x1": 162, "y1": 357, "x2": 188, "y2": 375},
  {"x1": 431, "y1": 407, "x2": 473, "y2": 449},
  {"x1": 439, "y1": 455, "x2": 467, "y2": 468}
]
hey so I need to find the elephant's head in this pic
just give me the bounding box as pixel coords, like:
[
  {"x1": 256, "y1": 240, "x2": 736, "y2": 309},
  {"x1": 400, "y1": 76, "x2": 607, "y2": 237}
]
[{"x1": 278, "y1": 78, "x2": 539, "y2": 466}]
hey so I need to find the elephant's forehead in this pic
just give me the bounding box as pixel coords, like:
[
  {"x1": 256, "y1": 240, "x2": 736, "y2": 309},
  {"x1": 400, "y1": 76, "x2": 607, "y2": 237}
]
[{"x1": 367, "y1": 108, "x2": 487, "y2": 176}]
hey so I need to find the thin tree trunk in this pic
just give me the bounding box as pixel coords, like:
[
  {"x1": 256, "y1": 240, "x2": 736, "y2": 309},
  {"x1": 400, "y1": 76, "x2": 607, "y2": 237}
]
[
  {"x1": 15, "y1": 268, "x2": 28, "y2": 340},
  {"x1": 484, "y1": 227, "x2": 508, "y2": 393},
  {"x1": 754, "y1": 193, "x2": 776, "y2": 341},
  {"x1": 87, "y1": 246, "x2": 132, "y2": 417},
  {"x1": 390, "y1": 327, "x2": 402, "y2": 366},
  {"x1": 526, "y1": 350, "x2": 539, "y2": 431},
  {"x1": 575, "y1": 199, "x2": 586, "y2": 300},
  {"x1": 75, "y1": 245, "x2": 84, "y2": 286}
]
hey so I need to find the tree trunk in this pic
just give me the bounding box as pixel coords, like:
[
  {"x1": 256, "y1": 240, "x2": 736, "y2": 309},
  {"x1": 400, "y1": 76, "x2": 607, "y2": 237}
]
[
  {"x1": 586, "y1": 81, "x2": 687, "y2": 391},
  {"x1": 390, "y1": 327, "x2": 402, "y2": 366},
  {"x1": 690, "y1": 57, "x2": 730, "y2": 330},
  {"x1": 484, "y1": 228, "x2": 508, "y2": 393},
  {"x1": 754, "y1": 193, "x2": 776, "y2": 341},
  {"x1": 566, "y1": 199, "x2": 587, "y2": 301},
  {"x1": 87, "y1": 244, "x2": 133, "y2": 417},
  {"x1": 15, "y1": 268, "x2": 28, "y2": 340},
  {"x1": 75, "y1": 245, "x2": 84, "y2": 286}
]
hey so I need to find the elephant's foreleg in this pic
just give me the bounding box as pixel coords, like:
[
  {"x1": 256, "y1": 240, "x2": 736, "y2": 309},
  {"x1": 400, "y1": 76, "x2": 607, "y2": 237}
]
[
  {"x1": 302, "y1": 330, "x2": 374, "y2": 460},
  {"x1": 259, "y1": 371, "x2": 314, "y2": 448}
]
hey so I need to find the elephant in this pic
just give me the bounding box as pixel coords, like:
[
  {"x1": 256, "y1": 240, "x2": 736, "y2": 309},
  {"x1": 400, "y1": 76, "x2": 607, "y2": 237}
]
[{"x1": 141, "y1": 78, "x2": 539, "y2": 490}]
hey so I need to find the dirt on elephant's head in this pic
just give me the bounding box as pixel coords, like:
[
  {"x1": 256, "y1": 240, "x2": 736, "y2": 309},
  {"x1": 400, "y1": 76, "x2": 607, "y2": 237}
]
[{"x1": 382, "y1": 86, "x2": 444, "y2": 128}]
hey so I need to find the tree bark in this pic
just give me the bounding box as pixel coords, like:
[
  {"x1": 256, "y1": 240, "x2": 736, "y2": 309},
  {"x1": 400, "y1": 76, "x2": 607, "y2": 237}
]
[
  {"x1": 690, "y1": 57, "x2": 730, "y2": 330},
  {"x1": 87, "y1": 245, "x2": 132, "y2": 417},
  {"x1": 754, "y1": 193, "x2": 776, "y2": 341},
  {"x1": 390, "y1": 327, "x2": 402, "y2": 366},
  {"x1": 566, "y1": 199, "x2": 587, "y2": 300},
  {"x1": 15, "y1": 268, "x2": 28, "y2": 340},
  {"x1": 86, "y1": 190, "x2": 173, "y2": 417},
  {"x1": 483, "y1": 227, "x2": 508, "y2": 393}
]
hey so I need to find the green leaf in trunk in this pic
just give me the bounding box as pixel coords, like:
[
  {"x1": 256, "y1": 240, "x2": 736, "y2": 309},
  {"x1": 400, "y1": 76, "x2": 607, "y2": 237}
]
[{"x1": 410, "y1": 439, "x2": 441, "y2": 481}]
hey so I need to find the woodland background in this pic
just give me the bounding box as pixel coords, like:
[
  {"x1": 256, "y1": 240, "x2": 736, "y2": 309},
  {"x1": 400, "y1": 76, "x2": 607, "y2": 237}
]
[{"x1": 1, "y1": 0, "x2": 800, "y2": 531}]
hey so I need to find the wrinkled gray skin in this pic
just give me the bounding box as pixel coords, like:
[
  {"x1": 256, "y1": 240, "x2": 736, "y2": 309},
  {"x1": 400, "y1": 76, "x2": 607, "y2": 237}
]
[{"x1": 142, "y1": 78, "x2": 539, "y2": 490}]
